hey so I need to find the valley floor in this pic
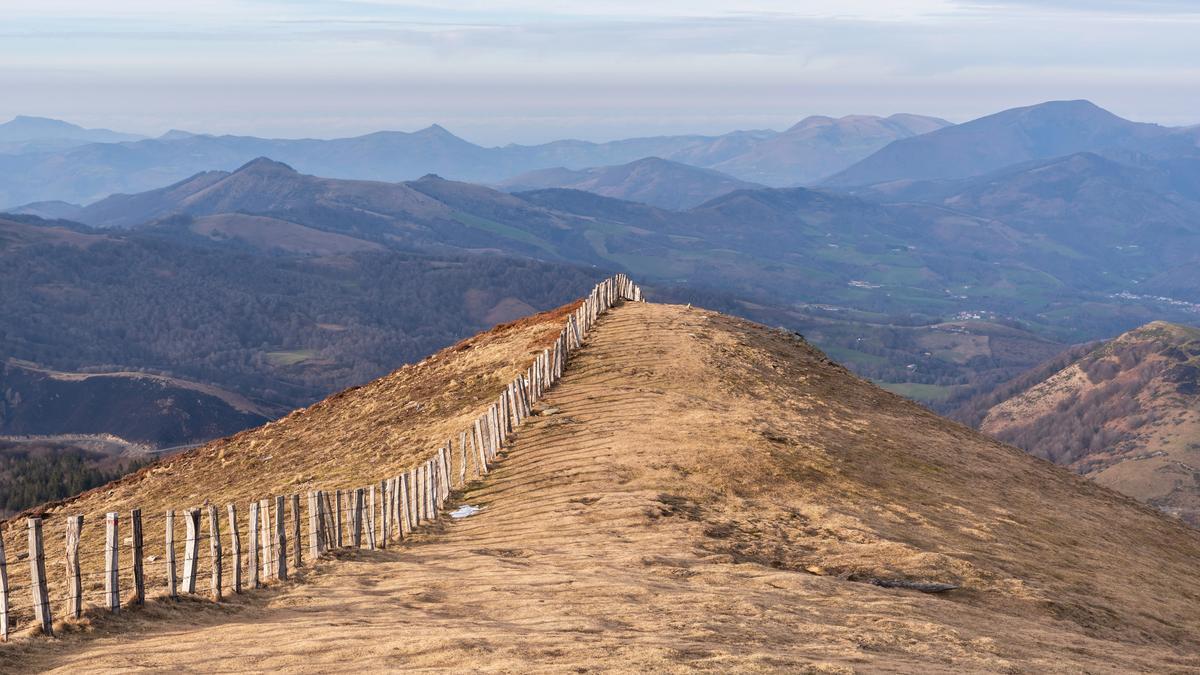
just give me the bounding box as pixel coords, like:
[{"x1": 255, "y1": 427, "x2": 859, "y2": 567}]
[{"x1": 3, "y1": 304, "x2": 1199, "y2": 673}]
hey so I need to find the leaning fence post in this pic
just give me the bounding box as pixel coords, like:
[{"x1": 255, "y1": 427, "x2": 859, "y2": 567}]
[
  {"x1": 208, "y1": 505, "x2": 223, "y2": 601},
  {"x1": 65, "y1": 514, "x2": 84, "y2": 619},
  {"x1": 131, "y1": 508, "x2": 144, "y2": 606},
  {"x1": 104, "y1": 512, "x2": 120, "y2": 612},
  {"x1": 274, "y1": 495, "x2": 288, "y2": 581},
  {"x1": 165, "y1": 510, "x2": 177, "y2": 598},
  {"x1": 247, "y1": 501, "x2": 260, "y2": 589},
  {"x1": 183, "y1": 508, "x2": 201, "y2": 594},
  {"x1": 290, "y1": 494, "x2": 302, "y2": 569},
  {"x1": 28, "y1": 517, "x2": 53, "y2": 634},
  {"x1": 0, "y1": 530, "x2": 9, "y2": 641},
  {"x1": 228, "y1": 503, "x2": 242, "y2": 594}
]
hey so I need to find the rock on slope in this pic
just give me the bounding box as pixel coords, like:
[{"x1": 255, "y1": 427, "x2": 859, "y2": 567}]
[
  {"x1": 970, "y1": 321, "x2": 1200, "y2": 526},
  {"x1": 2, "y1": 303, "x2": 1199, "y2": 672}
]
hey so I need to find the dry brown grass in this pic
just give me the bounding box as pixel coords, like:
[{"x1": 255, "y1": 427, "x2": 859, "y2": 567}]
[{"x1": 3, "y1": 302, "x2": 1200, "y2": 672}]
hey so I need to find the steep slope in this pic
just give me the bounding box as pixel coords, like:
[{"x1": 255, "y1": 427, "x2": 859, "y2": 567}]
[
  {"x1": 825, "y1": 100, "x2": 1195, "y2": 186},
  {"x1": 497, "y1": 157, "x2": 764, "y2": 210},
  {"x1": 966, "y1": 321, "x2": 1200, "y2": 526},
  {"x1": 3, "y1": 303, "x2": 1199, "y2": 672}
]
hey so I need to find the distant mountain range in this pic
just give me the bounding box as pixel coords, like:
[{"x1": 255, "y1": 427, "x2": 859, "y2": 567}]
[
  {"x1": 496, "y1": 157, "x2": 764, "y2": 210},
  {"x1": 0, "y1": 115, "x2": 144, "y2": 155},
  {"x1": 824, "y1": 100, "x2": 1200, "y2": 186},
  {"x1": 0, "y1": 112, "x2": 949, "y2": 206},
  {"x1": 954, "y1": 321, "x2": 1200, "y2": 526}
]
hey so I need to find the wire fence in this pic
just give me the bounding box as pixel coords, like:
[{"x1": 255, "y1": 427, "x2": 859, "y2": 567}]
[{"x1": 0, "y1": 274, "x2": 643, "y2": 642}]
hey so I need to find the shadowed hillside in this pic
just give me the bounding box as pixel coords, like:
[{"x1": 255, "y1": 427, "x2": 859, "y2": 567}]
[{"x1": 2, "y1": 302, "x2": 1198, "y2": 672}]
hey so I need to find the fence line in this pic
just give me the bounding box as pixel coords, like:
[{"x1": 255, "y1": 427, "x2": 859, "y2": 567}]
[{"x1": 0, "y1": 273, "x2": 643, "y2": 642}]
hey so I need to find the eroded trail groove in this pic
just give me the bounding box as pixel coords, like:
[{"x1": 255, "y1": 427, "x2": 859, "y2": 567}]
[{"x1": 6, "y1": 303, "x2": 1200, "y2": 673}]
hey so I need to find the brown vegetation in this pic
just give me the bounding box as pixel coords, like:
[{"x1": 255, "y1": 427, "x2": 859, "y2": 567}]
[{"x1": 2, "y1": 303, "x2": 1199, "y2": 671}]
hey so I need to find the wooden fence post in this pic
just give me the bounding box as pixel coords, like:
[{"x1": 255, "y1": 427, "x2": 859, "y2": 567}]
[
  {"x1": 131, "y1": 508, "x2": 144, "y2": 606},
  {"x1": 473, "y1": 419, "x2": 488, "y2": 475},
  {"x1": 228, "y1": 504, "x2": 242, "y2": 594},
  {"x1": 247, "y1": 501, "x2": 260, "y2": 589},
  {"x1": 458, "y1": 432, "x2": 468, "y2": 486},
  {"x1": 308, "y1": 492, "x2": 321, "y2": 559},
  {"x1": 166, "y1": 510, "x2": 177, "y2": 598},
  {"x1": 398, "y1": 474, "x2": 411, "y2": 535},
  {"x1": 65, "y1": 515, "x2": 84, "y2": 618},
  {"x1": 334, "y1": 489, "x2": 344, "y2": 548},
  {"x1": 208, "y1": 505, "x2": 223, "y2": 601},
  {"x1": 416, "y1": 465, "x2": 427, "y2": 524},
  {"x1": 259, "y1": 499, "x2": 272, "y2": 580},
  {"x1": 291, "y1": 494, "x2": 302, "y2": 569},
  {"x1": 104, "y1": 512, "x2": 120, "y2": 612},
  {"x1": 322, "y1": 491, "x2": 336, "y2": 549},
  {"x1": 352, "y1": 488, "x2": 364, "y2": 548},
  {"x1": 183, "y1": 508, "x2": 200, "y2": 594},
  {"x1": 28, "y1": 518, "x2": 53, "y2": 634},
  {"x1": 378, "y1": 481, "x2": 388, "y2": 550},
  {"x1": 0, "y1": 530, "x2": 9, "y2": 641},
  {"x1": 366, "y1": 486, "x2": 377, "y2": 551},
  {"x1": 274, "y1": 495, "x2": 287, "y2": 581}
]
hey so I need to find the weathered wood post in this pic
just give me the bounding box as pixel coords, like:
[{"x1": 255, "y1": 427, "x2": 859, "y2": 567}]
[
  {"x1": 438, "y1": 447, "x2": 451, "y2": 509},
  {"x1": 247, "y1": 501, "x2": 260, "y2": 589},
  {"x1": 322, "y1": 491, "x2": 335, "y2": 549},
  {"x1": 131, "y1": 508, "x2": 144, "y2": 606},
  {"x1": 352, "y1": 488, "x2": 364, "y2": 548},
  {"x1": 0, "y1": 531, "x2": 9, "y2": 641},
  {"x1": 208, "y1": 505, "x2": 223, "y2": 601},
  {"x1": 473, "y1": 419, "x2": 488, "y2": 475},
  {"x1": 398, "y1": 473, "x2": 411, "y2": 535},
  {"x1": 416, "y1": 464, "x2": 427, "y2": 524},
  {"x1": 274, "y1": 495, "x2": 287, "y2": 581},
  {"x1": 308, "y1": 492, "x2": 321, "y2": 559},
  {"x1": 65, "y1": 514, "x2": 84, "y2": 618},
  {"x1": 378, "y1": 480, "x2": 388, "y2": 550},
  {"x1": 104, "y1": 511, "x2": 120, "y2": 612},
  {"x1": 458, "y1": 431, "x2": 468, "y2": 486},
  {"x1": 259, "y1": 499, "x2": 272, "y2": 580},
  {"x1": 28, "y1": 517, "x2": 53, "y2": 634},
  {"x1": 228, "y1": 503, "x2": 242, "y2": 594},
  {"x1": 165, "y1": 510, "x2": 177, "y2": 598},
  {"x1": 366, "y1": 486, "x2": 377, "y2": 551},
  {"x1": 334, "y1": 489, "x2": 344, "y2": 548},
  {"x1": 290, "y1": 494, "x2": 302, "y2": 569},
  {"x1": 183, "y1": 508, "x2": 201, "y2": 594}
]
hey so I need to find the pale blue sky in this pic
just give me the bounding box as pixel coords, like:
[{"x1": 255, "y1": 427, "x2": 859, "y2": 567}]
[{"x1": 2, "y1": 0, "x2": 1198, "y2": 144}]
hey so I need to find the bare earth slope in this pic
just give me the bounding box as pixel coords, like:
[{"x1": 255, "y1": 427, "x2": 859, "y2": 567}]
[{"x1": 4, "y1": 303, "x2": 1200, "y2": 672}]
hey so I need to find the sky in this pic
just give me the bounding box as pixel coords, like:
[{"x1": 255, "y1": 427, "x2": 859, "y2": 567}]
[{"x1": 2, "y1": 0, "x2": 1199, "y2": 145}]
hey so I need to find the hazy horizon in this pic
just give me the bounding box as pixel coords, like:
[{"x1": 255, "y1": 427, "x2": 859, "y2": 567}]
[{"x1": 3, "y1": 1, "x2": 1200, "y2": 145}]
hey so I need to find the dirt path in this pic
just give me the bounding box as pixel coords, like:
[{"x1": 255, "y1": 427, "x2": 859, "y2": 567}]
[{"x1": 6, "y1": 303, "x2": 1200, "y2": 673}]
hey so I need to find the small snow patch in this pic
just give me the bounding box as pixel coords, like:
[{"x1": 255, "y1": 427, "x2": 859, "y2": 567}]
[{"x1": 450, "y1": 505, "x2": 482, "y2": 519}]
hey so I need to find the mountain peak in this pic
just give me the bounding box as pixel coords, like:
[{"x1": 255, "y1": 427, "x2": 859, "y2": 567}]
[{"x1": 232, "y1": 157, "x2": 299, "y2": 176}]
